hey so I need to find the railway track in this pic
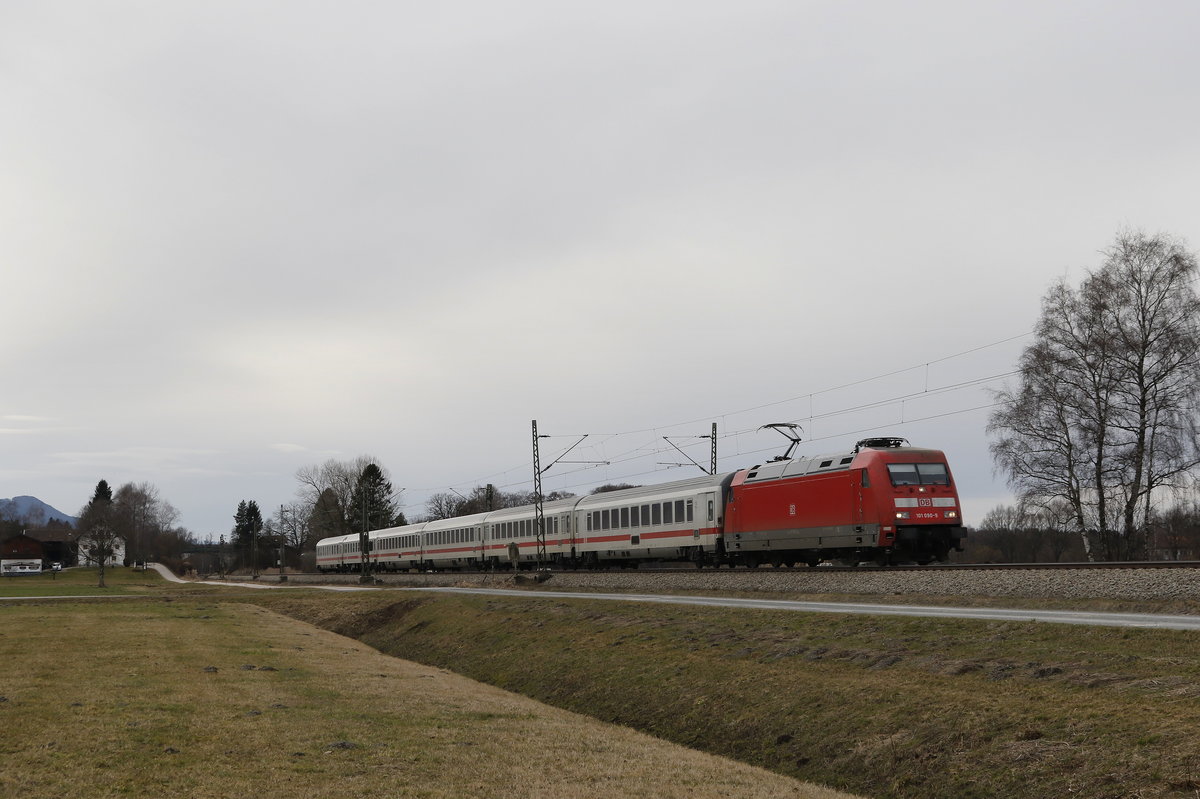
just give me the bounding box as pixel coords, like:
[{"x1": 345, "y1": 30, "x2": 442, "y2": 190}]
[{"x1": 284, "y1": 560, "x2": 1200, "y2": 579}]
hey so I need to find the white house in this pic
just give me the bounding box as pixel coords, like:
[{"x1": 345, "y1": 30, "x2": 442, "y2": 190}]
[{"x1": 76, "y1": 532, "x2": 126, "y2": 567}]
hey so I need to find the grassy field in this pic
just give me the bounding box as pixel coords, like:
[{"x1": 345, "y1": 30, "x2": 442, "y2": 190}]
[
  {"x1": 0, "y1": 591, "x2": 858, "y2": 799},
  {"x1": 257, "y1": 589, "x2": 1200, "y2": 799},
  {"x1": 0, "y1": 566, "x2": 207, "y2": 597}
]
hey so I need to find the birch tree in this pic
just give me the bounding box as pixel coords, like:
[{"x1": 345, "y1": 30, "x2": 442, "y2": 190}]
[{"x1": 990, "y1": 231, "x2": 1200, "y2": 559}]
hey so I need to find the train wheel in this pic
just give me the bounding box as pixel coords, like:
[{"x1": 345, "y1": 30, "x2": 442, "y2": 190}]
[{"x1": 744, "y1": 555, "x2": 760, "y2": 569}]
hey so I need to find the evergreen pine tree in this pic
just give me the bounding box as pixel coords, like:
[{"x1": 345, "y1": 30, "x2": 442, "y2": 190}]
[{"x1": 348, "y1": 464, "x2": 398, "y2": 532}]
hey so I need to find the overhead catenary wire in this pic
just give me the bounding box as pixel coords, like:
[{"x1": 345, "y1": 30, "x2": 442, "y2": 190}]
[{"x1": 405, "y1": 331, "x2": 1031, "y2": 507}]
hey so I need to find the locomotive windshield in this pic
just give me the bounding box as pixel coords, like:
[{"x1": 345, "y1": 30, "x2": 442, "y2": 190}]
[{"x1": 887, "y1": 463, "x2": 950, "y2": 486}]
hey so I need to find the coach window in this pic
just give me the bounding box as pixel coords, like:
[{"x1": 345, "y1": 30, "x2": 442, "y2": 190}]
[
  {"x1": 621, "y1": 507, "x2": 630, "y2": 528},
  {"x1": 641, "y1": 505, "x2": 651, "y2": 526},
  {"x1": 631, "y1": 508, "x2": 640, "y2": 528},
  {"x1": 675, "y1": 500, "x2": 685, "y2": 521},
  {"x1": 686, "y1": 499, "x2": 693, "y2": 522},
  {"x1": 663, "y1": 501, "x2": 674, "y2": 525},
  {"x1": 652, "y1": 503, "x2": 662, "y2": 525},
  {"x1": 602, "y1": 509, "x2": 610, "y2": 530}
]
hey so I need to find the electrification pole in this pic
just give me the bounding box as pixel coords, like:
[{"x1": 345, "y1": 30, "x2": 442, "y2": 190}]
[
  {"x1": 711, "y1": 422, "x2": 718, "y2": 475},
  {"x1": 533, "y1": 421, "x2": 546, "y2": 567},
  {"x1": 531, "y1": 421, "x2": 598, "y2": 569},
  {"x1": 662, "y1": 423, "x2": 719, "y2": 475},
  {"x1": 359, "y1": 492, "x2": 371, "y2": 583},
  {"x1": 278, "y1": 505, "x2": 287, "y2": 582}
]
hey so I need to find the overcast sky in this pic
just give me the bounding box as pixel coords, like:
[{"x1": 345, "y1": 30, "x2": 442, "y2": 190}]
[{"x1": 3, "y1": 1, "x2": 1198, "y2": 537}]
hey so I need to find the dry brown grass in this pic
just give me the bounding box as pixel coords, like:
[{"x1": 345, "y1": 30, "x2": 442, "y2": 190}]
[
  {"x1": 0, "y1": 598, "x2": 860, "y2": 799},
  {"x1": 256, "y1": 590, "x2": 1200, "y2": 799}
]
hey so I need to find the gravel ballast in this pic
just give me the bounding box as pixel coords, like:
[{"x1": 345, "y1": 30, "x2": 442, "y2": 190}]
[{"x1": 273, "y1": 566, "x2": 1200, "y2": 602}]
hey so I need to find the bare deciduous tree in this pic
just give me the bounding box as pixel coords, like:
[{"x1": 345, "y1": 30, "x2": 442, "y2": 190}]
[
  {"x1": 420, "y1": 485, "x2": 575, "y2": 522},
  {"x1": 990, "y1": 230, "x2": 1200, "y2": 560},
  {"x1": 294, "y1": 456, "x2": 402, "y2": 536}
]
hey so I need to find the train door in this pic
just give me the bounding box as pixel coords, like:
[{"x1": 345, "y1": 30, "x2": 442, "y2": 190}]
[
  {"x1": 564, "y1": 513, "x2": 576, "y2": 564},
  {"x1": 851, "y1": 470, "x2": 864, "y2": 526}
]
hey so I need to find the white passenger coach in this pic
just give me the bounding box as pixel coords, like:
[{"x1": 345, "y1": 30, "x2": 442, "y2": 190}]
[{"x1": 315, "y1": 472, "x2": 734, "y2": 572}]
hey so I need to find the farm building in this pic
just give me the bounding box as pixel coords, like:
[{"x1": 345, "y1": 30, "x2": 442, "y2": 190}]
[{"x1": 1, "y1": 532, "x2": 45, "y2": 575}]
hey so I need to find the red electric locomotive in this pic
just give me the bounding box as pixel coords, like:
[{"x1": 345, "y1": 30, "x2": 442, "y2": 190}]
[{"x1": 722, "y1": 437, "x2": 964, "y2": 566}]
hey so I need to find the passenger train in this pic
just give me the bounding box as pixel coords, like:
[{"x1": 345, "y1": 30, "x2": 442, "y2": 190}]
[{"x1": 315, "y1": 437, "x2": 965, "y2": 572}]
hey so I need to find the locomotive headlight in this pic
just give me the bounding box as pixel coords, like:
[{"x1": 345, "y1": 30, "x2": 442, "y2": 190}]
[
  {"x1": 945, "y1": 511, "x2": 958, "y2": 519},
  {"x1": 895, "y1": 511, "x2": 910, "y2": 519}
]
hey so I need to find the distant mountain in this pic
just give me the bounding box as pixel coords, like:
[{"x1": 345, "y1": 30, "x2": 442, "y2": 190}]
[{"x1": 0, "y1": 496, "x2": 78, "y2": 526}]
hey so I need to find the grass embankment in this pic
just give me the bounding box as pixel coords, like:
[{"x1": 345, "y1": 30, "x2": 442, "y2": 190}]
[
  {"x1": 259, "y1": 591, "x2": 1200, "y2": 799},
  {"x1": 0, "y1": 595, "x2": 858, "y2": 799}
]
